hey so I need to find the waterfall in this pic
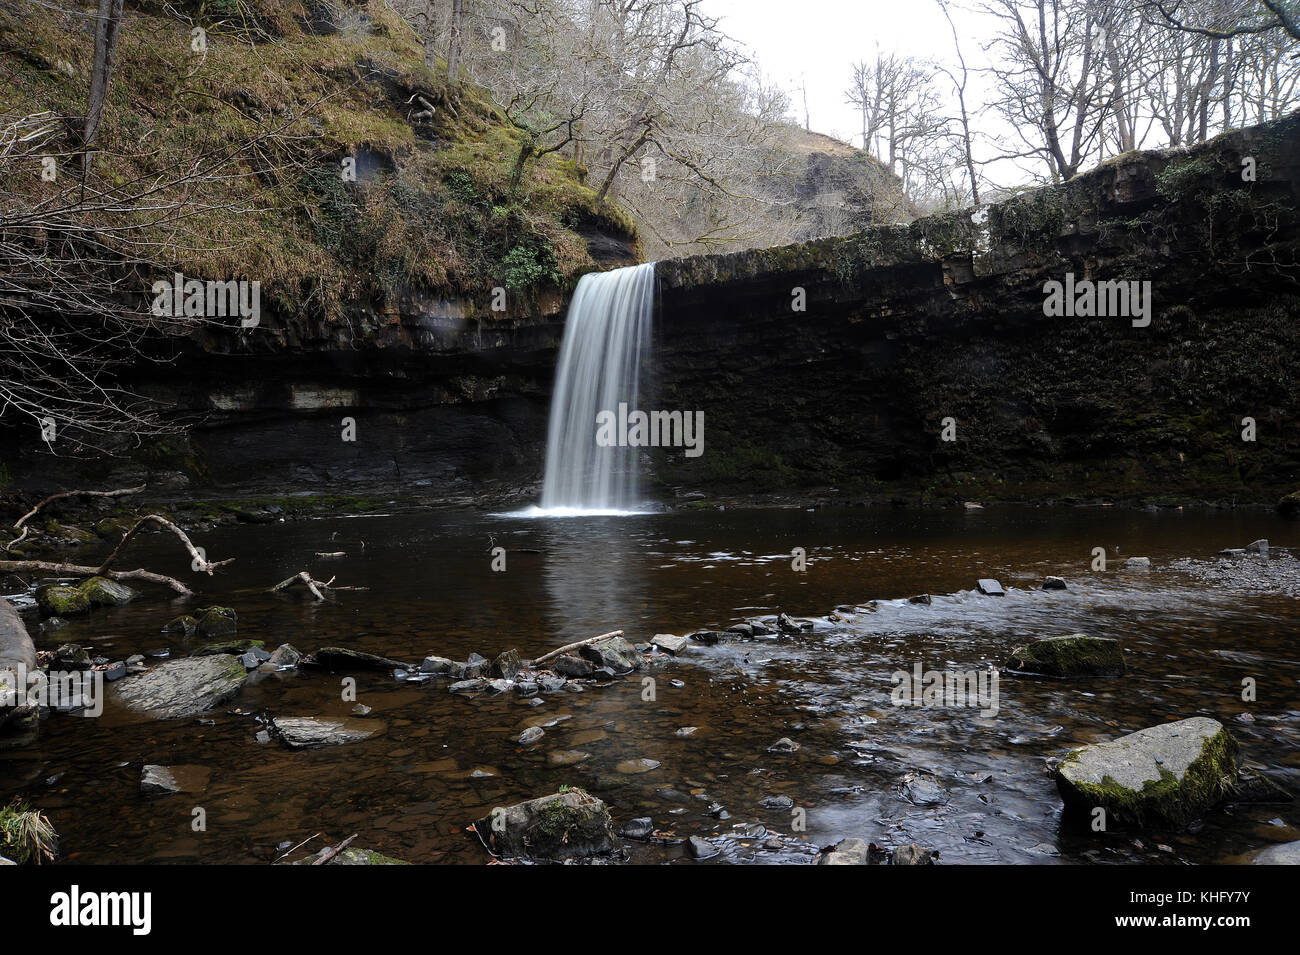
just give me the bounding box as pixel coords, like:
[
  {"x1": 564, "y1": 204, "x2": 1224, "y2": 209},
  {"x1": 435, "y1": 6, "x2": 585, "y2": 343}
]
[{"x1": 537, "y1": 262, "x2": 655, "y2": 515}]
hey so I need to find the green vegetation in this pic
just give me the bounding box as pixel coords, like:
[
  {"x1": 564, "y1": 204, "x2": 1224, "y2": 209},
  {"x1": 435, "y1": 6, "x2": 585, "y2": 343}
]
[
  {"x1": 0, "y1": 0, "x2": 636, "y2": 322},
  {"x1": 0, "y1": 801, "x2": 58, "y2": 864}
]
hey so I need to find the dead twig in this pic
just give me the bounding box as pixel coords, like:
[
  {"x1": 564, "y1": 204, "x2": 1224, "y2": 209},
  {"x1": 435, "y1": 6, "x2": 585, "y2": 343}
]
[
  {"x1": 531, "y1": 630, "x2": 624, "y2": 667},
  {"x1": 312, "y1": 833, "x2": 358, "y2": 866},
  {"x1": 271, "y1": 570, "x2": 368, "y2": 600}
]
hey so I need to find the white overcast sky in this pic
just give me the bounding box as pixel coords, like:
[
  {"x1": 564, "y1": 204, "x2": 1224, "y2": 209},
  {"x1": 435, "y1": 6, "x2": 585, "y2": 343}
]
[{"x1": 706, "y1": 0, "x2": 997, "y2": 144}]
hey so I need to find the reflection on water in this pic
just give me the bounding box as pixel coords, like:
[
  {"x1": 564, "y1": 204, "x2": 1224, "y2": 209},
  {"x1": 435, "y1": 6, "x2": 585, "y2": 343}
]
[{"x1": 3, "y1": 505, "x2": 1298, "y2": 864}]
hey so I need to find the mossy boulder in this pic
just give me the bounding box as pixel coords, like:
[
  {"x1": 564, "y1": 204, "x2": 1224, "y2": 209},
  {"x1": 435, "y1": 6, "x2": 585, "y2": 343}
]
[
  {"x1": 475, "y1": 789, "x2": 619, "y2": 862},
  {"x1": 1055, "y1": 717, "x2": 1239, "y2": 828},
  {"x1": 34, "y1": 585, "x2": 90, "y2": 618},
  {"x1": 111, "y1": 654, "x2": 248, "y2": 719},
  {"x1": 193, "y1": 606, "x2": 238, "y2": 638},
  {"x1": 80, "y1": 576, "x2": 137, "y2": 608},
  {"x1": 162, "y1": 615, "x2": 199, "y2": 636},
  {"x1": 1005, "y1": 634, "x2": 1126, "y2": 677}
]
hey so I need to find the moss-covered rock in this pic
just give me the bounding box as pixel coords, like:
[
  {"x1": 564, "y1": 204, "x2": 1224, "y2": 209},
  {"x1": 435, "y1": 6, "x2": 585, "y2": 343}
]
[
  {"x1": 474, "y1": 789, "x2": 618, "y2": 862},
  {"x1": 79, "y1": 576, "x2": 137, "y2": 608},
  {"x1": 35, "y1": 584, "x2": 90, "y2": 618},
  {"x1": 1055, "y1": 716, "x2": 1239, "y2": 828},
  {"x1": 192, "y1": 639, "x2": 265, "y2": 656},
  {"x1": 1005, "y1": 634, "x2": 1126, "y2": 677},
  {"x1": 579, "y1": 636, "x2": 641, "y2": 674},
  {"x1": 193, "y1": 606, "x2": 238, "y2": 638},
  {"x1": 162, "y1": 615, "x2": 199, "y2": 636}
]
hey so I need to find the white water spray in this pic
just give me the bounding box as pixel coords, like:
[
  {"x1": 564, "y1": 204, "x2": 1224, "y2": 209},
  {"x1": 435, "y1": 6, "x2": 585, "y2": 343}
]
[{"x1": 535, "y1": 262, "x2": 655, "y2": 515}]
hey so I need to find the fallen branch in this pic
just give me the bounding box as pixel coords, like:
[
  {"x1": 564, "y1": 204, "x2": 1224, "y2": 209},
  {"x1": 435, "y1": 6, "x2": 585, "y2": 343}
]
[
  {"x1": 274, "y1": 831, "x2": 323, "y2": 864},
  {"x1": 312, "y1": 833, "x2": 358, "y2": 866},
  {"x1": 12, "y1": 485, "x2": 146, "y2": 531},
  {"x1": 100, "y1": 514, "x2": 230, "y2": 577},
  {"x1": 0, "y1": 514, "x2": 232, "y2": 596},
  {"x1": 271, "y1": 570, "x2": 368, "y2": 600},
  {"x1": 531, "y1": 629, "x2": 624, "y2": 667}
]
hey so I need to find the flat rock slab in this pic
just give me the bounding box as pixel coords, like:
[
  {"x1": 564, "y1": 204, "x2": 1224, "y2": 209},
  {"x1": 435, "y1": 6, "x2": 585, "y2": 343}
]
[
  {"x1": 818, "y1": 837, "x2": 870, "y2": 865},
  {"x1": 1055, "y1": 716, "x2": 1238, "y2": 828},
  {"x1": 651, "y1": 634, "x2": 690, "y2": 655},
  {"x1": 977, "y1": 578, "x2": 1005, "y2": 595},
  {"x1": 474, "y1": 789, "x2": 618, "y2": 862},
  {"x1": 1006, "y1": 634, "x2": 1126, "y2": 677},
  {"x1": 141, "y1": 764, "x2": 211, "y2": 796},
  {"x1": 112, "y1": 655, "x2": 248, "y2": 719},
  {"x1": 272, "y1": 716, "x2": 384, "y2": 748}
]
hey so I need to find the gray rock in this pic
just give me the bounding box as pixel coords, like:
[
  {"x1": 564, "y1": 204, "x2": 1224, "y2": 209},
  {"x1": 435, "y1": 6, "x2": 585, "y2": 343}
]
[
  {"x1": 552, "y1": 654, "x2": 594, "y2": 678},
  {"x1": 80, "y1": 576, "x2": 138, "y2": 608},
  {"x1": 517, "y1": 725, "x2": 545, "y2": 745},
  {"x1": 449, "y1": 678, "x2": 486, "y2": 694},
  {"x1": 1005, "y1": 634, "x2": 1126, "y2": 677},
  {"x1": 818, "y1": 837, "x2": 869, "y2": 865},
  {"x1": 474, "y1": 790, "x2": 618, "y2": 862},
  {"x1": 621, "y1": 817, "x2": 654, "y2": 839},
  {"x1": 977, "y1": 578, "x2": 1005, "y2": 596},
  {"x1": 651, "y1": 633, "x2": 690, "y2": 655},
  {"x1": 1042, "y1": 576, "x2": 1068, "y2": 590},
  {"x1": 902, "y1": 776, "x2": 948, "y2": 806},
  {"x1": 268, "y1": 644, "x2": 301, "y2": 668},
  {"x1": 580, "y1": 635, "x2": 640, "y2": 674},
  {"x1": 272, "y1": 716, "x2": 384, "y2": 748},
  {"x1": 891, "y1": 843, "x2": 935, "y2": 865},
  {"x1": 1246, "y1": 539, "x2": 1269, "y2": 554},
  {"x1": 1125, "y1": 557, "x2": 1151, "y2": 568},
  {"x1": 687, "y1": 836, "x2": 718, "y2": 859},
  {"x1": 112, "y1": 655, "x2": 248, "y2": 719},
  {"x1": 420, "y1": 655, "x2": 455, "y2": 675},
  {"x1": 768, "y1": 737, "x2": 800, "y2": 753},
  {"x1": 162, "y1": 615, "x2": 198, "y2": 636},
  {"x1": 688, "y1": 630, "x2": 728, "y2": 645},
  {"x1": 725, "y1": 623, "x2": 754, "y2": 638},
  {"x1": 908, "y1": 593, "x2": 932, "y2": 604},
  {"x1": 141, "y1": 764, "x2": 211, "y2": 796},
  {"x1": 238, "y1": 651, "x2": 261, "y2": 669},
  {"x1": 491, "y1": 649, "x2": 524, "y2": 680},
  {"x1": 286, "y1": 846, "x2": 409, "y2": 865},
  {"x1": 1055, "y1": 716, "x2": 1239, "y2": 827}
]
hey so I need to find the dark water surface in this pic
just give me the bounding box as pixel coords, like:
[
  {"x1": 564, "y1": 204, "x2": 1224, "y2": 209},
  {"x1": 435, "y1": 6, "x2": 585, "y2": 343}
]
[{"x1": 4, "y1": 504, "x2": 1299, "y2": 864}]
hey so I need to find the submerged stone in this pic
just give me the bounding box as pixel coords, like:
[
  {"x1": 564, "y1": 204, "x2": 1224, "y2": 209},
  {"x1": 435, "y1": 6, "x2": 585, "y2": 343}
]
[
  {"x1": 1055, "y1": 717, "x2": 1239, "y2": 828},
  {"x1": 112, "y1": 654, "x2": 248, "y2": 719},
  {"x1": 272, "y1": 716, "x2": 384, "y2": 748},
  {"x1": 1005, "y1": 634, "x2": 1126, "y2": 677},
  {"x1": 140, "y1": 764, "x2": 211, "y2": 796}
]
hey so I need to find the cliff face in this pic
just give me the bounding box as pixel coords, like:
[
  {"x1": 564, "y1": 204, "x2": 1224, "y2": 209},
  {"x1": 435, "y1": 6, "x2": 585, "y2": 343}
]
[
  {"x1": 4, "y1": 115, "x2": 1297, "y2": 505},
  {"x1": 652, "y1": 114, "x2": 1300, "y2": 504}
]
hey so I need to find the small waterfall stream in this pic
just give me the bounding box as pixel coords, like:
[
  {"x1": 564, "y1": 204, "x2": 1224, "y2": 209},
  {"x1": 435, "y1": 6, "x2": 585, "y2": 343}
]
[{"x1": 535, "y1": 262, "x2": 656, "y2": 515}]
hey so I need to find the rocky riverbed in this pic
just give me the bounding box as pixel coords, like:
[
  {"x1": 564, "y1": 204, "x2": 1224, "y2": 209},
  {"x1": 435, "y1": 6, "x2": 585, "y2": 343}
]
[{"x1": 2, "y1": 504, "x2": 1299, "y2": 864}]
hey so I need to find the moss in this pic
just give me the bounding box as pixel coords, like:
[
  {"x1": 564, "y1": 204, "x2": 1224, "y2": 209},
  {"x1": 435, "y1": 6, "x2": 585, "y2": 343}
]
[
  {"x1": 34, "y1": 584, "x2": 90, "y2": 618},
  {"x1": 1061, "y1": 724, "x2": 1238, "y2": 828},
  {"x1": 1006, "y1": 635, "x2": 1125, "y2": 677}
]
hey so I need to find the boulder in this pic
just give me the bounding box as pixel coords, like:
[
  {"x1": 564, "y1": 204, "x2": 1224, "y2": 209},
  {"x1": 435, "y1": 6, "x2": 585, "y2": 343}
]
[
  {"x1": 79, "y1": 576, "x2": 137, "y2": 608},
  {"x1": 193, "y1": 606, "x2": 238, "y2": 638},
  {"x1": 1055, "y1": 717, "x2": 1239, "y2": 828},
  {"x1": 977, "y1": 579, "x2": 1005, "y2": 596},
  {"x1": 490, "y1": 649, "x2": 524, "y2": 680},
  {"x1": 818, "y1": 837, "x2": 869, "y2": 865},
  {"x1": 1005, "y1": 634, "x2": 1126, "y2": 677},
  {"x1": 475, "y1": 789, "x2": 618, "y2": 862},
  {"x1": 35, "y1": 584, "x2": 89, "y2": 618},
  {"x1": 112, "y1": 655, "x2": 248, "y2": 719},
  {"x1": 1042, "y1": 576, "x2": 1068, "y2": 590},
  {"x1": 420, "y1": 655, "x2": 456, "y2": 675},
  {"x1": 1245, "y1": 539, "x2": 1269, "y2": 554},
  {"x1": 162, "y1": 615, "x2": 198, "y2": 636},
  {"x1": 580, "y1": 636, "x2": 640, "y2": 674},
  {"x1": 272, "y1": 716, "x2": 384, "y2": 748},
  {"x1": 267, "y1": 644, "x2": 301, "y2": 668}
]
